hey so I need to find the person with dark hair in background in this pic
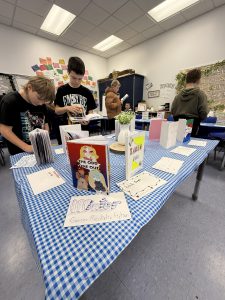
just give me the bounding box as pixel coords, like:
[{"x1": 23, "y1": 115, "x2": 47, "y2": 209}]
[
  {"x1": 171, "y1": 68, "x2": 208, "y2": 136},
  {"x1": 0, "y1": 76, "x2": 55, "y2": 155},
  {"x1": 54, "y1": 56, "x2": 96, "y2": 143},
  {"x1": 124, "y1": 102, "x2": 132, "y2": 112}
]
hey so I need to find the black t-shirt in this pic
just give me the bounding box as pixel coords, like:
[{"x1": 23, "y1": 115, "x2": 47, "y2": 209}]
[
  {"x1": 0, "y1": 91, "x2": 48, "y2": 155},
  {"x1": 54, "y1": 84, "x2": 97, "y2": 123}
]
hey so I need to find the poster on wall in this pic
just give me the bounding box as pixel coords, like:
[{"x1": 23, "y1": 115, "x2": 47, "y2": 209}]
[{"x1": 148, "y1": 90, "x2": 160, "y2": 98}]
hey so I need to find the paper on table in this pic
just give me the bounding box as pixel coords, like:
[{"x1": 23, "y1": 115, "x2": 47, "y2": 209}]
[
  {"x1": 10, "y1": 154, "x2": 36, "y2": 169},
  {"x1": 117, "y1": 171, "x2": 167, "y2": 201},
  {"x1": 152, "y1": 157, "x2": 184, "y2": 175},
  {"x1": 55, "y1": 148, "x2": 64, "y2": 154},
  {"x1": 188, "y1": 140, "x2": 207, "y2": 147},
  {"x1": 170, "y1": 146, "x2": 197, "y2": 156},
  {"x1": 64, "y1": 192, "x2": 131, "y2": 227},
  {"x1": 27, "y1": 167, "x2": 65, "y2": 195}
]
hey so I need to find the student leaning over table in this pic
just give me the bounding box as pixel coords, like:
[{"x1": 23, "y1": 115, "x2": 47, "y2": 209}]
[{"x1": 0, "y1": 76, "x2": 55, "y2": 155}]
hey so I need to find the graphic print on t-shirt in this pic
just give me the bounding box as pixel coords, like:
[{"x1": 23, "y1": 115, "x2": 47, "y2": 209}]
[
  {"x1": 20, "y1": 110, "x2": 45, "y2": 142},
  {"x1": 63, "y1": 94, "x2": 88, "y2": 112}
]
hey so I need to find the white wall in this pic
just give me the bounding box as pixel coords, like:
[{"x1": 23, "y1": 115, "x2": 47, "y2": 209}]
[
  {"x1": 107, "y1": 5, "x2": 225, "y2": 110},
  {"x1": 0, "y1": 24, "x2": 107, "y2": 81}
]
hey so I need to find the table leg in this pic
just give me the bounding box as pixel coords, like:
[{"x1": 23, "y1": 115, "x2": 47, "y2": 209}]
[
  {"x1": 192, "y1": 158, "x2": 207, "y2": 201},
  {"x1": 220, "y1": 151, "x2": 225, "y2": 170}
]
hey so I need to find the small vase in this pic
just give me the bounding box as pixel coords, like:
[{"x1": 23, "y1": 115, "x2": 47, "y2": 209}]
[{"x1": 118, "y1": 124, "x2": 130, "y2": 145}]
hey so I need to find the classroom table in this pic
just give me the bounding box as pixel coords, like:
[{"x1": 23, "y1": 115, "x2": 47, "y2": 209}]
[
  {"x1": 198, "y1": 122, "x2": 225, "y2": 138},
  {"x1": 10, "y1": 137, "x2": 218, "y2": 300}
]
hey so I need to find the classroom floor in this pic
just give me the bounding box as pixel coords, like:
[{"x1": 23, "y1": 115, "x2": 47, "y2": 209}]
[{"x1": 0, "y1": 147, "x2": 225, "y2": 300}]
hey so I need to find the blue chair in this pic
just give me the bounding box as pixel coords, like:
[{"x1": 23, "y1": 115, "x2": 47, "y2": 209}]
[
  {"x1": 208, "y1": 131, "x2": 225, "y2": 170},
  {"x1": 167, "y1": 115, "x2": 174, "y2": 121},
  {"x1": 202, "y1": 116, "x2": 217, "y2": 123}
]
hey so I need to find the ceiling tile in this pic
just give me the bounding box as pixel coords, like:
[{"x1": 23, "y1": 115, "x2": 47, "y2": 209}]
[
  {"x1": 0, "y1": 15, "x2": 11, "y2": 25},
  {"x1": 79, "y1": 2, "x2": 109, "y2": 26},
  {"x1": 37, "y1": 29, "x2": 59, "y2": 41},
  {"x1": 99, "y1": 16, "x2": 124, "y2": 34},
  {"x1": 69, "y1": 17, "x2": 95, "y2": 35},
  {"x1": 77, "y1": 36, "x2": 94, "y2": 47},
  {"x1": 182, "y1": 0, "x2": 214, "y2": 20},
  {"x1": 159, "y1": 14, "x2": 186, "y2": 31},
  {"x1": 13, "y1": 21, "x2": 38, "y2": 34},
  {"x1": 74, "y1": 43, "x2": 90, "y2": 51},
  {"x1": 0, "y1": 0, "x2": 14, "y2": 18},
  {"x1": 142, "y1": 24, "x2": 164, "y2": 39},
  {"x1": 54, "y1": 0, "x2": 91, "y2": 15},
  {"x1": 129, "y1": 14, "x2": 156, "y2": 32},
  {"x1": 103, "y1": 47, "x2": 122, "y2": 56},
  {"x1": 86, "y1": 27, "x2": 109, "y2": 44},
  {"x1": 57, "y1": 37, "x2": 75, "y2": 46},
  {"x1": 61, "y1": 28, "x2": 83, "y2": 42},
  {"x1": 93, "y1": 0, "x2": 128, "y2": 14},
  {"x1": 213, "y1": 0, "x2": 225, "y2": 6},
  {"x1": 113, "y1": 1, "x2": 144, "y2": 24},
  {"x1": 3, "y1": 0, "x2": 17, "y2": 4},
  {"x1": 14, "y1": 7, "x2": 44, "y2": 28},
  {"x1": 133, "y1": 0, "x2": 163, "y2": 12},
  {"x1": 116, "y1": 26, "x2": 138, "y2": 40},
  {"x1": 117, "y1": 41, "x2": 132, "y2": 51},
  {"x1": 126, "y1": 33, "x2": 147, "y2": 45},
  {"x1": 17, "y1": 0, "x2": 52, "y2": 17}
]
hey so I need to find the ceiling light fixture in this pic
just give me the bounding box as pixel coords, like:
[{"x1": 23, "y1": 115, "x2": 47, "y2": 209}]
[
  {"x1": 93, "y1": 35, "x2": 123, "y2": 52},
  {"x1": 41, "y1": 4, "x2": 76, "y2": 35},
  {"x1": 148, "y1": 0, "x2": 200, "y2": 22}
]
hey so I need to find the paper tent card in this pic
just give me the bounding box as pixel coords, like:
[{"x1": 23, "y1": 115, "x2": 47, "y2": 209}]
[{"x1": 160, "y1": 121, "x2": 178, "y2": 149}]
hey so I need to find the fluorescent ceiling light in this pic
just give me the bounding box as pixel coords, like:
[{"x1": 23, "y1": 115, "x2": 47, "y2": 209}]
[
  {"x1": 148, "y1": 0, "x2": 200, "y2": 22},
  {"x1": 41, "y1": 4, "x2": 76, "y2": 35},
  {"x1": 93, "y1": 35, "x2": 123, "y2": 52}
]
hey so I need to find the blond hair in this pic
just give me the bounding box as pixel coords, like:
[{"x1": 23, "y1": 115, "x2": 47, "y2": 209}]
[
  {"x1": 23, "y1": 76, "x2": 55, "y2": 103},
  {"x1": 111, "y1": 79, "x2": 121, "y2": 88}
]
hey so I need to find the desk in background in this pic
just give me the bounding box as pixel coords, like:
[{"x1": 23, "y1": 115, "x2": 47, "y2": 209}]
[
  {"x1": 198, "y1": 122, "x2": 225, "y2": 138},
  {"x1": 10, "y1": 137, "x2": 218, "y2": 299}
]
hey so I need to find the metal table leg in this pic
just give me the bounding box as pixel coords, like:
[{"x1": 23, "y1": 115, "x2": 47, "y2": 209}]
[
  {"x1": 220, "y1": 151, "x2": 225, "y2": 170},
  {"x1": 192, "y1": 158, "x2": 207, "y2": 201}
]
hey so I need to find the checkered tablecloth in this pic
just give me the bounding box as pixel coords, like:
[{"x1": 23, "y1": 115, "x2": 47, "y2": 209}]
[{"x1": 10, "y1": 138, "x2": 218, "y2": 300}]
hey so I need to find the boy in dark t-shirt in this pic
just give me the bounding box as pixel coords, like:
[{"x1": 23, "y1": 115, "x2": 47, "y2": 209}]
[
  {"x1": 0, "y1": 76, "x2": 55, "y2": 155},
  {"x1": 54, "y1": 57, "x2": 97, "y2": 136}
]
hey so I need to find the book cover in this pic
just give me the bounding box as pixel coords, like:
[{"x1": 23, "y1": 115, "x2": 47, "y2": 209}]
[
  {"x1": 67, "y1": 140, "x2": 110, "y2": 193},
  {"x1": 160, "y1": 121, "x2": 178, "y2": 149},
  {"x1": 125, "y1": 131, "x2": 145, "y2": 180},
  {"x1": 59, "y1": 124, "x2": 86, "y2": 153},
  {"x1": 149, "y1": 118, "x2": 166, "y2": 140}
]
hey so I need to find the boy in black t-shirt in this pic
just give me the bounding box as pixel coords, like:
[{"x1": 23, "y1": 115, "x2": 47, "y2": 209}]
[
  {"x1": 0, "y1": 76, "x2": 55, "y2": 155},
  {"x1": 54, "y1": 57, "x2": 97, "y2": 143}
]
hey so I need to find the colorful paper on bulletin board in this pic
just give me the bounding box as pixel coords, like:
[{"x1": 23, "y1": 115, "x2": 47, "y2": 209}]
[
  {"x1": 61, "y1": 64, "x2": 67, "y2": 70},
  {"x1": 46, "y1": 64, "x2": 53, "y2": 70},
  {"x1": 39, "y1": 58, "x2": 47, "y2": 65},
  {"x1": 57, "y1": 69, "x2": 63, "y2": 74},
  {"x1": 40, "y1": 64, "x2": 47, "y2": 71},
  {"x1": 91, "y1": 81, "x2": 96, "y2": 87},
  {"x1": 63, "y1": 74, "x2": 69, "y2": 81},
  {"x1": 53, "y1": 62, "x2": 60, "y2": 68},
  {"x1": 31, "y1": 64, "x2": 40, "y2": 72},
  {"x1": 86, "y1": 80, "x2": 90, "y2": 85},
  {"x1": 85, "y1": 70, "x2": 89, "y2": 75},
  {"x1": 46, "y1": 57, "x2": 52, "y2": 65},
  {"x1": 59, "y1": 59, "x2": 65, "y2": 65},
  {"x1": 83, "y1": 75, "x2": 88, "y2": 80},
  {"x1": 82, "y1": 80, "x2": 87, "y2": 85},
  {"x1": 88, "y1": 76, "x2": 93, "y2": 81},
  {"x1": 36, "y1": 71, "x2": 44, "y2": 76}
]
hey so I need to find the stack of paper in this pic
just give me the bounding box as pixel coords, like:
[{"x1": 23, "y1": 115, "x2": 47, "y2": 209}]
[
  {"x1": 171, "y1": 146, "x2": 196, "y2": 156},
  {"x1": 10, "y1": 154, "x2": 36, "y2": 169},
  {"x1": 64, "y1": 192, "x2": 131, "y2": 227},
  {"x1": 117, "y1": 171, "x2": 167, "y2": 200},
  {"x1": 27, "y1": 167, "x2": 65, "y2": 195},
  {"x1": 152, "y1": 157, "x2": 184, "y2": 175},
  {"x1": 188, "y1": 140, "x2": 207, "y2": 147},
  {"x1": 29, "y1": 128, "x2": 53, "y2": 165}
]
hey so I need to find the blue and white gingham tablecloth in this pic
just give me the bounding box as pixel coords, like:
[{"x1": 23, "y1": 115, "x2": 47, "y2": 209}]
[{"x1": 10, "y1": 137, "x2": 218, "y2": 300}]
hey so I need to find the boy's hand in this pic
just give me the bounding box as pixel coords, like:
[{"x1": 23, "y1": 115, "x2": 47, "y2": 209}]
[{"x1": 67, "y1": 105, "x2": 83, "y2": 114}]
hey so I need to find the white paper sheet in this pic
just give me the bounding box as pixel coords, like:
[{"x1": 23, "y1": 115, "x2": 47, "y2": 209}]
[
  {"x1": 152, "y1": 157, "x2": 184, "y2": 175},
  {"x1": 64, "y1": 192, "x2": 131, "y2": 227},
  {"x1": 55, "y1": 148, "x2": 64, "y2": 154},
  {"x1": 10, "y1": 154, "x2": 36, "y2": 169},
  {"x1": 188, "y1": 140, "x2": 207, "y2": 147},
  {"x1": 27, "y1": 167, "x2": 65, "y2": 195},
  {"x1": 117, "y1": 171, "x2": 167, "y2": 200},
  {"x1": 170, "y1": 146, "x2": 197, "y2": 156}
]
